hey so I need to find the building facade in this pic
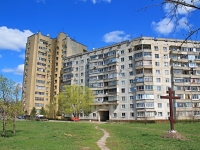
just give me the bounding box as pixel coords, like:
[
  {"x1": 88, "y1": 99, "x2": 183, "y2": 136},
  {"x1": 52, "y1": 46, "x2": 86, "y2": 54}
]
[
  {"x1": 22, "y1": 32, "x2": 87, "y2": 114},
  {"x1": 62, "y1": 37, "x2": 200, "y2": 121}
]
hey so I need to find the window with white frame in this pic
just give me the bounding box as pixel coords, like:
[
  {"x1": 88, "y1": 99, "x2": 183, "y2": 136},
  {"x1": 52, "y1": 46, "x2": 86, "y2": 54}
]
[
  {"x1": 154, "y1": 46, "x2": 159, "y2": 51},
  {"x1": 165, "y1": 70, "x2": 169, "y2": 75},
  {"x1": 156, "y1": 78, "x2": 161, "y2": 82},
  {"x1": 121, "y1": 80, "x2": 125, "y2": 85},
  {"x1": 166, "y1": 78, "x2": 170, "y2": 82},
  {"x1": 155, "y1": 54, "x2": 159, "y2": 58},
  {"x1": 163, "y1": 47, "x2": 167, "y2": 52},
  {"x1": 121, "y1": 96, "x2": 125, "y2": 101},
  {"x1": 164, "y1": 62, "x2": 168, "y2": 66},
  {"x1": 157, "y1": 86, "x2": 161, "y2": 91},
  {"x1": 121, "y1": 57, "x2": 124, "y2": 62},
  {"x1": 121, "y1": 113, "x2": 125, "y2": 118},
  {"x1": 158, "y1": 103, "x2": 162, "y2": 108},
  {"x1": 121, "y1": 50, "x2": 124, "y2": 54},
  {"x1": 130, "y1": 96, "x2": 134, "y2": 100},
  {"x1": 130, "y1": 104, "x2": 134, "y2": 108},
  {"x1": 113, "y1": 113, "x2": 117, "y2": 118},
  {"x1": 156, "y1": 70, "x2": 160, "y2": 74},
  {"x1": 155, "y1": 62, "x2": 160, "y2": 66},
  {"x1": 121, "y1": 104, "x2": 125, "y2": 109},
  {"x1": 164, "y1": 54, "x2": 168, "y2": 59},
  {"x1": 158, "y1": 112, "x2": 163, "y2": 116}
]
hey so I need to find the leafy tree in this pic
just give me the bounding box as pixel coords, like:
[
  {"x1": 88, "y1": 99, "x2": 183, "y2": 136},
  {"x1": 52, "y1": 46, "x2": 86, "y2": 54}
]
[
  {"x1": 58, "y1": 85, "x2": 94, "y2": 118},
  {"x1": 30, "y1": 107, "x2": 37, "y2": 119},
  {"x1": 0, "y1": 74, "x2": 15, "y2": 137},
  {"x1": 40, "y1": 107, "x2": 46, "y2": 115}
]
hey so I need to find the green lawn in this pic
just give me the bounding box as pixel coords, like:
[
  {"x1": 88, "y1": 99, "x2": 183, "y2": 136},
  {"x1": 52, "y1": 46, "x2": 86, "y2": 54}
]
[
  {"x1": 0, "y1": 121, "x2": 102, "y2": 150},
  {"x1": 99, "y1": 122, "x2": 200, "y2": 150},
  {"x1": 0, "y1": 121, "x2": 200, "y2": 150}
]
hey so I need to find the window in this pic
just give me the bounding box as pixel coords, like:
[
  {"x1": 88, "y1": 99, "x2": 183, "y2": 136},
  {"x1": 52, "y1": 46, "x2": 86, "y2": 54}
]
[
  {"x1": 121, "y1": 80, "x2": 125, "y2": 85},
  {"x1": 165, "y1": 70, "x2": 169, "y2": 75},
  {"x1": 167, "y1": 103, "x2": 169, "y2": 107},
  {"x1": 121, "y1": 113, "x2": 125, "y2": 118},
  {"x1": 76, "y1": 61, "x2": 78, "y2": 65},
  {"x1": 130, "y1": 104, "x2": 134, "y2": 108},
  {"x1": 155, "y1": 62, "x2": 160, "y2": 66},
  {"x1": 121, "y1": 73, "x2": 125, "y2": 77},
  {"x1": 113, "y1": 113, "x2": 117, "y2": 118},
  {"x1": 158, "y1": 103, "x2": 162, "y2": 108},
  {"x1": 121, "y1": 104, "x2": 125, "y2": 109},
  {"x1": 81, "y1": 73, "x2": 84, "y2": 76},
  {"x1": 164, "y1": 54, "x2": 168, "y2": 59},
  {"x1": 158, "y1": 112, "x2": 163, "y2": 116},
  {"x1": 130, "y1": 96, "x2": 134, "y2": 100},
  {"x1": 121, "y1": 96, "x2": 125, "y2": 101},
  {"x1": 166, "y1": 78, "x2": 170, "y2": 82},
  {"x1": 163, "y1": 47, "x2": 167, "y2": 52},
  {"x1": 155, "y1": 54, "x2": 159, "y2": 58},
  {"x1": 154, "y1": 46, "x2": 159, "y2": 51},
  {"x1": 113, "y1": 105, "x2": 117, "y2": 110},
  {"x1": 164, "y1": 62, "x2": 168, "y2": 66},
  {"x1": 121, "y1": 65, "x2": 124, "y2": 70},
  {"x1": 130, "y1": 79, "x2": 134, "y2": 84},
  {"x1": 129, "y1": 71, "x2": 133, "y2": 76},
  {"x1": 81, "y1": 60, "x2": 84, "y2": 64},
  {"x1": 121, "y1": 57, "x2": 124, "y2": 62},
  {"x1": 129, "y1": 87, "x2": 134, "y2": 92},
  {"x1": 157, "y1": 94, "x2": 161, "y2": 99},
  {"x1": 121, "y1": 88, "x2": 125, "y2": 93},
  {"x1": 130, "y1": 112, "x2": 134, "y2": 117},
  {"x1": 129, "y1": 64, "x2": 133, "y2": 68},
  {"x1": 157, "y1": 86, "x2": 161, "y2": 91},
  {"x1": 129, "y1": 56, "x2": 133, "y2": 60},
  {"x1": 121, "y1": 50, "x2": 124, "y2": 54},
  {"x1": 156, "y1": 70, "x2": 160, "y2": 74},
  {"x1": 156, "y1": 78, "x2": 161, "y2": 82}
]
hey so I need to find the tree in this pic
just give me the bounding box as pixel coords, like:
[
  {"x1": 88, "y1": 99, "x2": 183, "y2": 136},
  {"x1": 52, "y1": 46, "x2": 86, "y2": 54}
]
[
  {"x1": 140, "y1": 0, "x2": 200, "y2": 42},
  {"x1": 40, "y1": 107, "x2": 46, "y2": 115},
  {"x1": 58, "y1": 85, "x2": 94, "y2": 118},
  {"x1": 0, "y1": 74, "x2": 15, "y2": 137},
  {"x1": 30, "y1": 107, "x2": 37, "y2": 119},
  {"x1": 46, "y1": 98, "x2": 56, "y2": 118}
]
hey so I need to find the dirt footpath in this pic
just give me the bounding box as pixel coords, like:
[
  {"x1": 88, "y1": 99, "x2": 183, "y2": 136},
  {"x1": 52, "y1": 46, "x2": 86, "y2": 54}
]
[{"x1": 95, "y1": 126, "x2": 110, "y2": 150}]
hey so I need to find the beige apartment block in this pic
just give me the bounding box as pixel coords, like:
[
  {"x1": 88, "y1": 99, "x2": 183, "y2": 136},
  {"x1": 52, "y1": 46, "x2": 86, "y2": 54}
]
[
  {"x1": 22, "y1": 32, "x2": 87, "y2": 114},
  {"x1": 61, "y1": 37, "x2": 200, "y2": 121}
]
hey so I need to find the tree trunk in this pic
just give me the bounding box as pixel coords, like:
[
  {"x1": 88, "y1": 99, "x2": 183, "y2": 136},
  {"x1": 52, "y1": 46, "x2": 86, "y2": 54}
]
[
  {"x1": 2, "y1": 111, "x2": 6, "y2": 137},
  {"x1": 13, "y1": 115, "x2": 16, "y2": 134}
]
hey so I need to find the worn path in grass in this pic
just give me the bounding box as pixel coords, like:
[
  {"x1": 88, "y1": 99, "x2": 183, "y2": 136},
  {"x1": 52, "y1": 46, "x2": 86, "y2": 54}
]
[{"x1": 95, "y1": 126, "x2": 110, "y2": 150}]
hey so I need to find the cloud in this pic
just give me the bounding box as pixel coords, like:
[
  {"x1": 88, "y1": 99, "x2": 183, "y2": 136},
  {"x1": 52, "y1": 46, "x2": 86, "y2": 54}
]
[
  {"x1": 2, "y1": 64, "x2": 24, "y2": 75},
  {"x1": 0, "y1": 26, "x2": 33, "y2": 51},
  {"x1": 36, "y1": 0, "x2": 45, "y2": 3},
  {"x1": 151, "y1": 0, "x2": 197, "y2": 35},
  {"x1": 92, "y1": 0, "x2": 111, "y2": 4},
  {"x1": 103, "y1": 31, "x2": 131, "y2": 43},
  {"x1": 152, "y1": 16, "x2": 190, "y2": 35},
  {"x1": 152, "y1": 18, "x2": 175, "y2": 35},
  {"x1": 81, "y1": 0, "x2": 111, "y2": 4},
  {"x1": 19, "y1": 54, "x2": 25, "y2": 59}
]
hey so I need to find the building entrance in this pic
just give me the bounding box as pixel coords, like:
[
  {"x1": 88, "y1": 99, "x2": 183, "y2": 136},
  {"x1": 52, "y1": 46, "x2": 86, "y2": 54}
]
[{"x1": 99, "y1": 111, "x2": 109, "y2": 121}]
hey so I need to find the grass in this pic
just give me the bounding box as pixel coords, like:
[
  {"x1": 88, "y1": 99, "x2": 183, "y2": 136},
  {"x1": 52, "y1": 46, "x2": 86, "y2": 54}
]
[
  {"x1": 99, "y1": 122, "x2": 200, "y2": 150},
  {"x1": 0, "y1": 120, "x2": 102, "y2": 150},
  {"x1": 0, "y1": 121, "x2": 200, "y2": 150}
]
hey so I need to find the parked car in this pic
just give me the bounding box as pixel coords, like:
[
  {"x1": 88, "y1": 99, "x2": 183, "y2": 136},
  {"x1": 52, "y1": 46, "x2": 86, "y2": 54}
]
[
  {"x1": 18, "y1": 116, "x2": 24, "y2": 119},
  {"x1": 35, "y1": 115, "x2": 48, "y2": 121}
]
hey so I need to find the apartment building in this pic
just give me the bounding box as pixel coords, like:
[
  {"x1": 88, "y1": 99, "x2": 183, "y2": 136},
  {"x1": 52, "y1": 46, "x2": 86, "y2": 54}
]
[
  {"x1": 22, "y1": 32, "x2": 87, "y2": 114},
  {"x1": 61, "y1": 37, "x2": 200, "y2": 121}
]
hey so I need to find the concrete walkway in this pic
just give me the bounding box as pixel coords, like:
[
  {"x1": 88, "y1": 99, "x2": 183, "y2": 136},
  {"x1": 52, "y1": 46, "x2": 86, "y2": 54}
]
[{"x1": 95, "y1": 126, "x2": 110, "y2": 150}]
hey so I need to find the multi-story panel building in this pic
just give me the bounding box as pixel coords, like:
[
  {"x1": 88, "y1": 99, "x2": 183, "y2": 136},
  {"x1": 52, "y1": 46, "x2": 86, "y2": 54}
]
[
  {"x1": 22, "y1": 32, "x2": 87, "y2": 114},
  {"x1": 61, "y1": 37, "x2": 200, "y2": 121}
]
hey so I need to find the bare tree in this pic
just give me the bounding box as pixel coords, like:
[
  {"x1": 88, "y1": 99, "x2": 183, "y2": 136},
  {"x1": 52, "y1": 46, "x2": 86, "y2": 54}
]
[{"x1": 139, "y1": 0, "x2": 200, "y2": 42}]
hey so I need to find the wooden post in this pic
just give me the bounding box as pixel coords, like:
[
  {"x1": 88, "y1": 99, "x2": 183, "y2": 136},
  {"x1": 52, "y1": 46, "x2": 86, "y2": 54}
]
[{"x1": 161, "y1": 88, "x2": 180, "y2": 132}]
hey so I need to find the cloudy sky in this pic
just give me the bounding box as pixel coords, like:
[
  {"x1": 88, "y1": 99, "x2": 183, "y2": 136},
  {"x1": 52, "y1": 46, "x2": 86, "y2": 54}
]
[{"x1": 0, "y1": 0, "x2": 199, "y2": 84}]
